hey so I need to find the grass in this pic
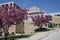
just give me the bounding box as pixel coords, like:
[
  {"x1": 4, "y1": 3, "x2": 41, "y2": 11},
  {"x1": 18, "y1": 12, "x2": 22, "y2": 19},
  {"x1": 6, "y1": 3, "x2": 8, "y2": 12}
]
[
  {"x1": 10, "y1": 33, "x2": 34, "y2": 40},
  {"x1": 0, "y1": 33, "x2": 33, "y2": 40},
  {"x1": 8, "y1": 35, "x2": 30, "y2": 40},
  {"x1": 0, "y1": 28, "x2": 55, "y2": 40}
]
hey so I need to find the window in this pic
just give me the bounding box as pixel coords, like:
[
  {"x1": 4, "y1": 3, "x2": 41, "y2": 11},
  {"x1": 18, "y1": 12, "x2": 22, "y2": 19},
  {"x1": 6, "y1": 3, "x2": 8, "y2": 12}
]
[
  {"x1": 2, "y1": 5, "x2": 4, "y2": 7},
  {"x1": 55, "y1": 14, "x2": 60, "y2": 16},
  {"x1": 57, "y1": 14, "x2": 60, "y2": 16},
  {"x1": 45, "y1": 24, "x2": 47, "y2": 26},
  {"x1": 10, "y1": 3, "x2": 12, "y2": 6},
  {"x1": 58, "y1": 24, "x2": 60, "y2": 26},
  {"x1": 14, "y1": 3, "x2": 19, "y2": 9},
  {"x1": 6, "y1": 4, "x2": 8, "y2": 6},
  {"x1": 17, "y1": 6, "x2": 18, "y2": 8},
  {"x1": 10, "y1": 3, "x2": 12, "y2": 5},
  {"x1": 49, "y1": 16, "x2": 52, "y2": 21},
  {"x1": 55, "y1": 24, "x2": 57, "y2": 27},
  {"x1": 14, "y1": 3, "x2": 16, "y2": 7}
]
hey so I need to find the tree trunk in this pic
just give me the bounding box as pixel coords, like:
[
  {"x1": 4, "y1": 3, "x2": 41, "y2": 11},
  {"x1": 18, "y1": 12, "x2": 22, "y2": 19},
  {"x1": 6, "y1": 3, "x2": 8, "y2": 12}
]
[
  {"x1": 0, "y1": 28, "x2": 2, "y2": 36},
  {"x1": 39, "y1": 24, "x2": 42, "y2": 31},
  {"x1": 3, "y1": 25, "x2": 9, "y2": 40},
  {"x1": 4, "y1": 32, "x2": 8, "y2": 40}
]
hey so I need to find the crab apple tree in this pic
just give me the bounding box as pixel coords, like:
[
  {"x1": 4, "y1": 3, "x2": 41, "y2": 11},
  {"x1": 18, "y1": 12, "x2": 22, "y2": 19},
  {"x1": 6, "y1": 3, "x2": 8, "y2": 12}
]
[
  {"x1": 31, "y1": 14, "x2": 51, "y2": 30},
  {"x1": 0, "y1": 5, "x2": 27, "y2": 40}
]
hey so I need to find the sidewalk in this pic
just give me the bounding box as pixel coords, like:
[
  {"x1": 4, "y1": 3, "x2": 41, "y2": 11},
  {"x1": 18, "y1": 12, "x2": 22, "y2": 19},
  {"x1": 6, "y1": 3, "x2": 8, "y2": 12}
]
[
  {"x1": 17, "y1": 28, "x2": 59, "y2": 40},
  {"x1": 41, "y1": 28, "x2": 60, "y2": 40}
]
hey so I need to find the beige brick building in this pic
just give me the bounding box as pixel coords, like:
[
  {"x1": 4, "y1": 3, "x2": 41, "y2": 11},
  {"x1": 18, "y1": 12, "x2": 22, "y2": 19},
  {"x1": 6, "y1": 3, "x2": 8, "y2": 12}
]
[
  {"x1": 0, "y1": 2, "x2": 37, "y2": 34},
  {"x1": 0, "y1": 2, "x2": 51, "y2": 34},
  {"x1": 0, "y1": 2, "x2": 24, "y2": 34},
  {"x1": 0, "y1": 2, "x2": 60, "y2": 34},
  {"x1": 52, "y1": 15, "x2": 60, "y2": 27},
  {"x1": 47, "y1": 13, "x2": 60, "y2": 27}
]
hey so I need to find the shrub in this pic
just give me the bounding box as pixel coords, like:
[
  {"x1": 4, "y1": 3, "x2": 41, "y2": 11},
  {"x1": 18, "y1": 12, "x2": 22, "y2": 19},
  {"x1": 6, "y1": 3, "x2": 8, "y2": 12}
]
[
  {"x1": 16, "y1": 32, "x2": 24, "y2": 34},
  {"x1": 8, "y1": 36, "x2": 15, "y2": 40},
  {"x1": 11, "y1": 32, "x2": 15, "y2": 35},
  {"x1": 35, "y1": 28, "x2": 50, "y2": 32}
]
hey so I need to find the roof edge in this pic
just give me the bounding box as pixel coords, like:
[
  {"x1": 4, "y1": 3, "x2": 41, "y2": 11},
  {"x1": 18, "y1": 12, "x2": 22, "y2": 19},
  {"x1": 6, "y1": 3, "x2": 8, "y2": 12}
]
[{"x1": 0, "y1": 2, "x2": 15, "y2": 5}]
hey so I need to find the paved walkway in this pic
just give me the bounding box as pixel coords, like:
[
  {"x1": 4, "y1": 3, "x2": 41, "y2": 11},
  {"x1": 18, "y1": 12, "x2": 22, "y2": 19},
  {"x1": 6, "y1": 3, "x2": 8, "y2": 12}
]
[
  {"x1": 17, "y1": 28, "x2": 59, "y2": 40},
  {"x1": 41, "y1": 28, "x2": 60, "y2": 40}
]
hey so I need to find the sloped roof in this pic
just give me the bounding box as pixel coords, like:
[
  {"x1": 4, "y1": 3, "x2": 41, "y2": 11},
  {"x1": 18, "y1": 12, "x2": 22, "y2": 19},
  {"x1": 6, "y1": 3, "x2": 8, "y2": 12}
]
[{"x1": 28, "y1": 6, "x2": 46, "y2": 13}]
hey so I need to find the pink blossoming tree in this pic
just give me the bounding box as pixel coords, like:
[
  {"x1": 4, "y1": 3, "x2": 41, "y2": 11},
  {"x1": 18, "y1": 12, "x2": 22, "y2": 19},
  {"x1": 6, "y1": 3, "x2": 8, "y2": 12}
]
[
  {"x1": 0, "y1": 5, "x2": 27, "y2": 40},
  {"x1": 31, "y1": 13, "x2": 50, "y2": 31}
]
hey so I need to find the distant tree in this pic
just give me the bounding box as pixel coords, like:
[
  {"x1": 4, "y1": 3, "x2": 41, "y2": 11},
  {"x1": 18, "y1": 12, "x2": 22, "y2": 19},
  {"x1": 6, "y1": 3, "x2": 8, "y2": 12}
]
[
  {"x1": 31, "y1": 13, "x2": 50, "y2": 31},
  {"x1": 0, "y1": 5, "x2": 27, "y2": 40}
]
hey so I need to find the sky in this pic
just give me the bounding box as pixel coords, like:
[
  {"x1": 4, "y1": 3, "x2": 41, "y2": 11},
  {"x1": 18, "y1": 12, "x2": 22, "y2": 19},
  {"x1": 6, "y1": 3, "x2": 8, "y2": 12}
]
[{"x1": 0, "y1": 0, "x2": 60, "y2": 13}]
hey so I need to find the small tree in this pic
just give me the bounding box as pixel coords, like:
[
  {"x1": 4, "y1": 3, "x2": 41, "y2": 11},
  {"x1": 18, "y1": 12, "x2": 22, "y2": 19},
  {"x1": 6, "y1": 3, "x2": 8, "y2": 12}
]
[
  {"x1": 31, "y1": 14, "x2": 50, "y2": 31},
  {"x1": 0, "y1": 5, "x2": 27, "y2": 40}
]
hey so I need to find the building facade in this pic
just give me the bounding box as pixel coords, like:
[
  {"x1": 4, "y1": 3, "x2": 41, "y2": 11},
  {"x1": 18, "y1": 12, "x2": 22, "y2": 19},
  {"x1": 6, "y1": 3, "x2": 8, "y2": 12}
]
[
  {"x1": 0, "y1": 2, "x2": 24, "y2": 34},
  {"x1": 49, "y1": 12, "x2": 60, "y2": 27},
  {"x1": 24, "y1": 7, "x2": 48, "y2": 33},
  {"x1": 0, "y1": 2, "x2": 60, "y2": 34}
]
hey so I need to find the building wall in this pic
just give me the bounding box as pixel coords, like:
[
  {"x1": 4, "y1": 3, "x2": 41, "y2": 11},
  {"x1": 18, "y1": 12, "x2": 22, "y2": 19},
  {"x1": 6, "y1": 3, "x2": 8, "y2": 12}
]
[
  {"x1": 52, "y1": 16, "x2": 60, "y2": 27},
  {"x1": 52, "y1": 16, "x2": 60, "y2": 24},
  {"x1": 16, "y1": 21, "x2": 24, "y2": 33},
  {"x1": 24, "y1": 20, "x2": 38, "y2": 34},
  {"x1": 8, "y1": 25, "x2": 16, "y2": 34},
  {"x1": 2, "y1": 2, "x2": 60, "y2": 34}
]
